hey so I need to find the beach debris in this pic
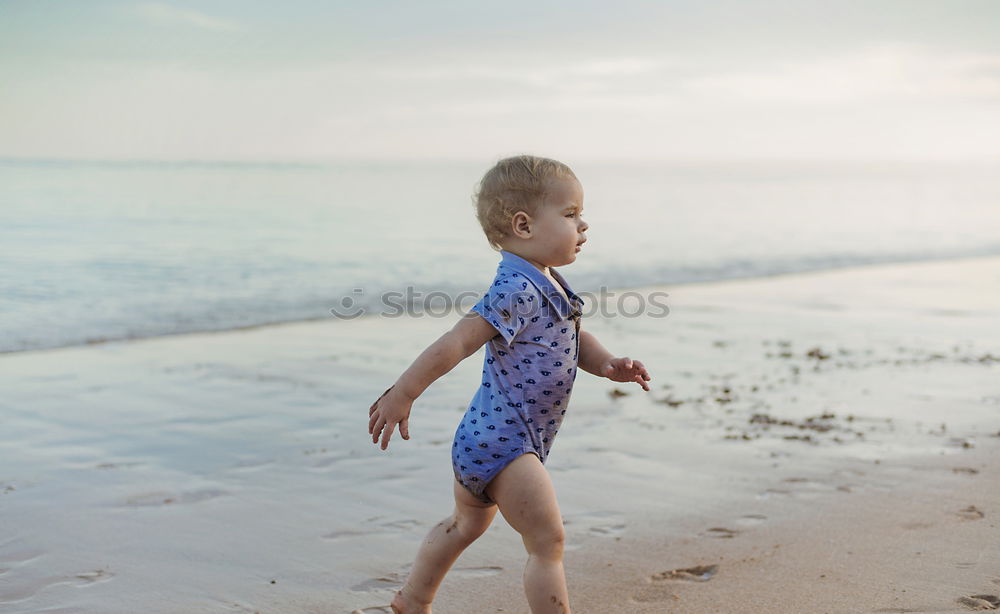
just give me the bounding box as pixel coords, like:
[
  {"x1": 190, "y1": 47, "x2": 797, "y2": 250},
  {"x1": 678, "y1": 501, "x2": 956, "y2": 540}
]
[
  {"x1": 811, "y1": 412, "x2": 837, "y2": 423},
  {"x1": 736, "y1": 411, "x2": 865, "y2": 445},
  {"x1": 957, "y1": 505, "x2": 985, "y2": 520},
  {"x1": 608, "y1": 387, "x2": 629, "y2": 398},
  {"x1": 749, "y1": 413, "x2": 792, "y2": 427},
  {"x1": 655, "y1": 394, "x2": 684, "y2": 407},
  {"x1": 953, "y1": 467, "x2": 980, "y2": 475},
  {"x1": 947, "y1": 437, "x2": 976, "y2": 449},
  {"x1": 651, "y1": 564, "x2": 718, "y2": 582},
  {"x1": 957, "y1": 594, "x2": 999, "y2": 610},
  {"x1": 748, "y1": 412, "x2": 836, "y2": 433},
  {"x1": 806, "y1": 346, "x2": 831, "y2": 360},
  {"x1": 714, "y1": 386, "x2": 735, "y2": 404},
  {"x1": 783, "y1": 434, "x2": 815, "y2": 443}
]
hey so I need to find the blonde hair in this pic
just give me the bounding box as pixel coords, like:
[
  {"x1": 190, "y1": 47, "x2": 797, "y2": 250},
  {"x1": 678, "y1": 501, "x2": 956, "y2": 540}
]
[{"x1": 473, "y1": 154, "x2": 577, "y2": 251}]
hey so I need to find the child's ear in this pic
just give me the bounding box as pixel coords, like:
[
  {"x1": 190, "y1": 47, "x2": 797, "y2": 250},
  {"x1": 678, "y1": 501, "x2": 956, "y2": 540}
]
[{"x1": 511, "y1": 211, "x2": 532, "y2": 239}]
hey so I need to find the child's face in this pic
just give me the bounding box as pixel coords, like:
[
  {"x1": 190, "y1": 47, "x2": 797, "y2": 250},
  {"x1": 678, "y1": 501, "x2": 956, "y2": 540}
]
[{"x1": 527, "y1": 176, "x2": 589, "y2": 267}]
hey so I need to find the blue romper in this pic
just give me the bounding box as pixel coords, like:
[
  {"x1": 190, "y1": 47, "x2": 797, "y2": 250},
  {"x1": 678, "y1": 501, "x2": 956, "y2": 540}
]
[{"x1": 452, "y1": 250, "x2": 585, "y2": 504}]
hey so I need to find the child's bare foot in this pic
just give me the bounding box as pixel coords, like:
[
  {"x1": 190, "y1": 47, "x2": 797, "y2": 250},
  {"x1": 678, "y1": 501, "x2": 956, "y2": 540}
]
[{"x1": 390, "y1": 588, "x2": 431, "y2": 614}]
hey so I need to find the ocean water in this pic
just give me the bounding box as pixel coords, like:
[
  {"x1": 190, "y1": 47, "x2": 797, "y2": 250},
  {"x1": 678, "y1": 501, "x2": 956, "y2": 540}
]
[{"x1": 2, "y1": 157, "x2": 999, "y2": 353}]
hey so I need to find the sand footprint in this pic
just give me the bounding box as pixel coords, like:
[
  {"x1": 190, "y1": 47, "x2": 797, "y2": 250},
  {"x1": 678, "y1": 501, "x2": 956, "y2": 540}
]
[
  {"x1": 630, "y1": 565, "x2": 719, "y2": 604},
  {"x1": 209, "y1": 599, "x2": 258, "y2": 613},
  {"x1": 350, "y1": 567, "x2": 499, "y2": 592},
  {"x1": 73, "y1": 568, "x2": 114, "y2": 584},
  {"x1": 351, "y1": 573, "x2": 404, "y2": 592},
  {"x1": 701, "y1": 527, "x2": 740, "y2": 539},
  {"x1": 957, "y1": 505, "x2": 985, "y2": 520},
  {"x1": 324, "y1": 518, "x2": 422, "y2": 541},
  {"x1": 562, "y1": 510, "x2": 627, "y2": 539},
  {"x1": 380, "y1": 519, "x2": 421, "y2": 531},
  {"x1": 956, "y1": 594, "x2": 999, "y2": 610},
  {"x1": 651, "y1": 564, "x2": 719, "y2": 582},
  {"x1": 351, "y1": 606, "x2": 394, "y2": 614},
  {"x1": 121, "y1": 489, "x2": 228, "y2": 507},
  {"x1": 781, "y1": 477, "x2": 841, "y2": 498},
  {"x1": 588, "y1": 522, "x2": 627, "y2": 537},
  {"x1": 322, "y1": 528, "x2": 378, "y2": 540},
  {"x1": 736, "y1": 514, "x2": 767, "y2": 527},
  {"x1": 450, "y1": 566, "x2": 503, "y2": 579},
  {"x1": 756, "y1": 488, "x2": 791, "y2": 500}
]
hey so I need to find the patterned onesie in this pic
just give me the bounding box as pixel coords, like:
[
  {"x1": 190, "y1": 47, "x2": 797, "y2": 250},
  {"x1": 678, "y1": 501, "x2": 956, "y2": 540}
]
[{"x1": 452, "y1": 249, "x2": 584, "y2": 504}]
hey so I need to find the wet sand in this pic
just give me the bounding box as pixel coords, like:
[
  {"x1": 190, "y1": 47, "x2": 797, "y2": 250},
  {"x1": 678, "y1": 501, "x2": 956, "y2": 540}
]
[{"x1": 1, "y1": 255, "x2": 998, "y2": 613}]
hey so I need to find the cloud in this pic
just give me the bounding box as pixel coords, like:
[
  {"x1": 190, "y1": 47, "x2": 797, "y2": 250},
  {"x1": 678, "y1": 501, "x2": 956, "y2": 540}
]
[
  {"x1": 683, "y1": 43, "x2": 1000, "y2": 105},
  {"x1": 130, "y1": 2, "x2": 244, "y2": 32},
  {"x1": 280, "y1": 43, "x2": 1000, "y2": 118},
  {"x1": 4, "y1": 41, "x2": 999, "y2": 161}
]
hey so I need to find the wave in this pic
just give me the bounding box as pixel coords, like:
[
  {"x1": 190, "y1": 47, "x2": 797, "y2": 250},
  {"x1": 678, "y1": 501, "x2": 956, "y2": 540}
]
[{"x1": 4, "y1": 246, "x2": 997, "y2": 355}]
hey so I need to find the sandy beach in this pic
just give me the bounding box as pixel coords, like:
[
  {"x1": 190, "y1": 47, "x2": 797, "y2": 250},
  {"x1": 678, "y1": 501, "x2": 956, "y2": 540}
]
[{"x1": 2, "y1": 255, "x2": 998, "y2": 614}]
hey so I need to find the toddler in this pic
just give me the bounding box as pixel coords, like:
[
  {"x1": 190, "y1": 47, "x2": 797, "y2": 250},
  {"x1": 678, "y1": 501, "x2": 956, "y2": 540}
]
[{"x1": 367, "y1": 154, "x2": 652, "y2": 614}]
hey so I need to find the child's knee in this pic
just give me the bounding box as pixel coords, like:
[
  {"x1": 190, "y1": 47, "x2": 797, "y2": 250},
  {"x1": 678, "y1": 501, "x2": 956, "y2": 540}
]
[
  {"x1": 523, "y1": 524, "x2": 565, "y2": 559},
  {"x1": 453, "y1": 510, "x2": 494, "y2": 542}
]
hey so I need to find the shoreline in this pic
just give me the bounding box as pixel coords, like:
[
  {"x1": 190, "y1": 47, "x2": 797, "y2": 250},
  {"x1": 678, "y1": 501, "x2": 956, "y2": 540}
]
[
  {"x1": 1, "y1": 254, "x2": 998, "y2": 613},
  {"x1": 4, "y1": 251, "x2": 998, "y2": 358}
]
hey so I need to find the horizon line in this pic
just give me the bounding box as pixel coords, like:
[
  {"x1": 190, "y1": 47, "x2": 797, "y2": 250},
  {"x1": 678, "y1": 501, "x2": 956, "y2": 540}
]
[{"x1": 3, "y1": 153, "x2": 999, "y2": 169}]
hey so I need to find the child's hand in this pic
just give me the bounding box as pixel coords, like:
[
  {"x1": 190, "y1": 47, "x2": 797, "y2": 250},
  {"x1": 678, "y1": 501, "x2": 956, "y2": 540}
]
[
  {"x1": 368, "y1": 385, "x2": 413, "y2": 450},
  {"x1": 600, "y1": 357, "x2": 652, "y2": 392}
]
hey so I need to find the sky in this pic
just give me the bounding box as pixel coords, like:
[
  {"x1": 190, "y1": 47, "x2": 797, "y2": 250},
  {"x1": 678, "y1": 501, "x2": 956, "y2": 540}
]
[{"x1": 2, "y1": 0, "x2": 999, "y2": 162}]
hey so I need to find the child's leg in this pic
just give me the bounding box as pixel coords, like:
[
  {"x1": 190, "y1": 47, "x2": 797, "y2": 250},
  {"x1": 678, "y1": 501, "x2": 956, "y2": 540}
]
[
  {"x1": 486, "y1": 452, "x2": 571, "y2": 614},
  {"x1": 391, "y1": 479, "x2": 498, "y2": 613}
]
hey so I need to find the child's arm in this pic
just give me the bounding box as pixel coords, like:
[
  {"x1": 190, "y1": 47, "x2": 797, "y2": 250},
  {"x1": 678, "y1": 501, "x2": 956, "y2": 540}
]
[
  {"x1": 578, "y1": 328, "x2": 652, "y2": 392},
  {"x1": 368, "y1": 312, "x2": 500, "y2": 450}
]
